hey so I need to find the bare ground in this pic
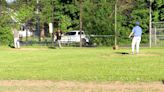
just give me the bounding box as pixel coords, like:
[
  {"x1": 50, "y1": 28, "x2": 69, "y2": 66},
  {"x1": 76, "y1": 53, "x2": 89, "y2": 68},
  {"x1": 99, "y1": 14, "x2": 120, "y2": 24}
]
[{"x1": 0, "y1": 80, "x2": 163, "y2": 92}]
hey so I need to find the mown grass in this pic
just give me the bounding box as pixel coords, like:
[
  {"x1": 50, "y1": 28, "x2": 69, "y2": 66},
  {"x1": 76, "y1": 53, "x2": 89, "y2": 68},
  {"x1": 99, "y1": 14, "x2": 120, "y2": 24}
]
[{"x1": 0, "y1": 46, "x2": 163, "y2": 82}]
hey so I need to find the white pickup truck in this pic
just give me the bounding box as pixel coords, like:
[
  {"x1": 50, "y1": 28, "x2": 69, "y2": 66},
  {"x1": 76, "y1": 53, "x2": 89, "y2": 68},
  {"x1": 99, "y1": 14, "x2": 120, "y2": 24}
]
[{"x1": 55, "y1": 30, "x2": 89, "y2": 46}]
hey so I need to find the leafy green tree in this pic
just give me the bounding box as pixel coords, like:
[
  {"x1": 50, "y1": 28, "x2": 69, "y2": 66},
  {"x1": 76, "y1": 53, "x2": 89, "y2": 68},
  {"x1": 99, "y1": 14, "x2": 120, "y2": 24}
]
[
  {"x1": 0, "y1": 0, "x2": 164, "y2": 45},
  {"x1": 39, "y1": 0, "x2": 78, "y2": 32},
  {"x1": 118, "y1": 0, "x2": 150, "y2": 44},
  {"x1": 0, "y1": 15, "x2": 13, "y2": 45},
  {"x1": 83, "y1": 0, "x2": 114, "y2": 35},
  {"x1": 152, "y1": 0, "x2": 164, "y2": 21}
]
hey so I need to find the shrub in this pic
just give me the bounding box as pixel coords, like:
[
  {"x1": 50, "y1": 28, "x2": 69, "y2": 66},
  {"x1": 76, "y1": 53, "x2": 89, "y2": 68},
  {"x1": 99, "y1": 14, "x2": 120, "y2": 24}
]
[{"x1": 0, "y1": 26, "x2": 13, "y2": 46}]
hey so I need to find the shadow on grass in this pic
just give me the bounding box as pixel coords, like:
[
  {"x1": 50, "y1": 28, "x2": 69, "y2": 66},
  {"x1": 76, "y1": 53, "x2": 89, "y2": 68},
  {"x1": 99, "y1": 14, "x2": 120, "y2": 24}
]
[
  {"x1": 115, "y1": 52, "x2": 129, "y2": 55},
  {"x1": 8, "y1": 45, "x2": 15, "y2": 48},
  {"x1": 162, "y1": 80, "x2": 164, "y2": 84},
  {"x1": 48, "y1": 46, "x2": 56, "y2": 49}
]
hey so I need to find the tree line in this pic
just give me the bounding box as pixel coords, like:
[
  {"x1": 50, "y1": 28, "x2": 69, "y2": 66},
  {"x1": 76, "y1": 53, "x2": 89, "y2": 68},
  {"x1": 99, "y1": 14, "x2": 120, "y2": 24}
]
[{"x1": 0, "y1": 0, "x2": 163, "y2": 46}]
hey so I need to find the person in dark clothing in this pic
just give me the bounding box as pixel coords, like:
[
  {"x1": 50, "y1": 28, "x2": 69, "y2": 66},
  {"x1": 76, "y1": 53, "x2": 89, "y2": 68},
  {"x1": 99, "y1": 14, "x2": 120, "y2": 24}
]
[{"x1": 55, "y1": 29, "x2": 62, "y2": 48}]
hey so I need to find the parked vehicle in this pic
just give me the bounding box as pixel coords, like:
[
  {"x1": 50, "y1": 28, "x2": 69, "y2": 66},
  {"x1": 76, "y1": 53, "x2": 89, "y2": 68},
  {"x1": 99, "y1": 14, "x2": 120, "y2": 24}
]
[
  {"x1": 19, "y1": 29, "x2": 33, "y2": 38},
  {"x1": 55, "y1": 30, "x2": 89, "y2": 46}
]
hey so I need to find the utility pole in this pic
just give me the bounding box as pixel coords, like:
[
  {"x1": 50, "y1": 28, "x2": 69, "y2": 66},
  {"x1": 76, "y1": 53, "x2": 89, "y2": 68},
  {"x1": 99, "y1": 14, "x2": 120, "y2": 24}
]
[
  {"x1": 149, "y1": 0, "x2": 152, "y2": 48},
  {"x1": 114, "y1": 0, "x2": 118, "y2": 49},
  {"x1": 79, "y1": 0, "x2": 83, "y2": 47},
  {"x1": 51, "y1": 0, "x2": 54, "y2": 47},
  {"x1": 114, "y1": 2, "x2": 117, "y2": 47},
  {"x1": 0, "y1": 0, "x2": 2, "y2": 16},
  {"x1": 36, "y1": 0, "x2": 40, "y2": 41}
]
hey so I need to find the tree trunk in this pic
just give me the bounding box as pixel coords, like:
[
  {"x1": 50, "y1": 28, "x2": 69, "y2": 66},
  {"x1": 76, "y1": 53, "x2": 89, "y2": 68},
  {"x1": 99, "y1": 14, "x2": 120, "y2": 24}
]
[{"x1": 0, "y1": 0, "x2": 1, "y2": 16}]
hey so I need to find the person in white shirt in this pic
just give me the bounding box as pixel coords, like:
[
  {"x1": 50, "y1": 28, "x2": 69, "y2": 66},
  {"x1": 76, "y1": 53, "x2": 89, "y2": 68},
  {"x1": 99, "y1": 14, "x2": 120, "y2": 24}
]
[{"x1": 13, "y1": 28, "x2": 20, "y2": 49}]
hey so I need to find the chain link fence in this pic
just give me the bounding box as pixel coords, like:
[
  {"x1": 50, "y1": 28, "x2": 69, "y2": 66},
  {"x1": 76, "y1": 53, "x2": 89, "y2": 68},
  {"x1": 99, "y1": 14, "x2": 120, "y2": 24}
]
[
  {"x1": 151, "y1": 22, "x2": 164, "y2": 47},
  {"x1": 19, "y1": 30, "x2": 150, "y2": 48},
  {"x1": 18, "y1": 22, "x2": 163, "y2": 48}
]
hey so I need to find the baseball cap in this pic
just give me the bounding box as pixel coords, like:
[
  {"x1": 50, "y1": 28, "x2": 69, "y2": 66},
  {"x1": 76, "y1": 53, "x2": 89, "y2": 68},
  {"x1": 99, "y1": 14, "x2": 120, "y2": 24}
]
[{"x1": 136, "y1": 21, "x2": 140, "y2": 25}]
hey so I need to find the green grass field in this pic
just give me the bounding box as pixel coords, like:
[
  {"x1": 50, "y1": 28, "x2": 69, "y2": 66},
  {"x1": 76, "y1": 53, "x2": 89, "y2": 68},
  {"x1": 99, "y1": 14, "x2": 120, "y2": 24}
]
[{"x1": 0, "y1": 46, "x2": 163, "y2": 82}]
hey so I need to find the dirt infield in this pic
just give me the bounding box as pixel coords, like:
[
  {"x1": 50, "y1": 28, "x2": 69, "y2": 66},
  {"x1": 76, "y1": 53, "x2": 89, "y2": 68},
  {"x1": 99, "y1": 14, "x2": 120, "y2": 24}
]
[{"x1": 0, "y1": 80, "x2": 163, "y2": 92}]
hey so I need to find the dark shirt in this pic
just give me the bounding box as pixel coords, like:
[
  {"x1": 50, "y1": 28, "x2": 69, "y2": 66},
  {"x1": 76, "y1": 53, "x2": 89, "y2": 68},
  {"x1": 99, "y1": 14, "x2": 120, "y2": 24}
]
[{"x1": 55, "y1": 31, "x2": 62, "y2": 40}]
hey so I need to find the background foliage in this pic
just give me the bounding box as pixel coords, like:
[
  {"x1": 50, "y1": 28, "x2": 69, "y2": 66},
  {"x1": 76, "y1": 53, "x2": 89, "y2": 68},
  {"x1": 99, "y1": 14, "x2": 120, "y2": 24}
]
[{"x1": 0, "y1": 0, "x2": 163, "y2": 45}]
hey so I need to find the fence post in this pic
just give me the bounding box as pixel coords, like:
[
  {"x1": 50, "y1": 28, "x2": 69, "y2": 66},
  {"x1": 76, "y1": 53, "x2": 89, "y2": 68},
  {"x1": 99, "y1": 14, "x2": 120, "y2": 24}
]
[
  {"x1": 79, "y1": 0, "x2": 83, "y2": 47},
  {"x1": 155, "y1": 26, "x2": 157, "y2": 46}
]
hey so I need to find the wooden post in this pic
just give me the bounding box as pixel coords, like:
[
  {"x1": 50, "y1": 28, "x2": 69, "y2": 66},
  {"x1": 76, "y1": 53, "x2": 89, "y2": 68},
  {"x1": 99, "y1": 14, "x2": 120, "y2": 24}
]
[
  {"x1": 149, "y1": 0, "x2": 152, "y2": 48},
  {"x1": 114, "y1": 2, "x2": 117, "y2": 47},
  {"x1": 155, "y1": 26, "x2": 157, "y2": 46},
  {"x1": 113, "y1": 0, "x2": 118, "y2": 50},
  {"x1": 36, "y1": 0, "x2": 40, "y2": 42},
  {"x1": 79, "y1": 0, "x2": 83, "y2": 47},
  {"x1": 0, "y1": 0, "x2": 1, "y2": 16},
  {"x1": 51, "y1": 0, "x2": 54, "y2": 47}
]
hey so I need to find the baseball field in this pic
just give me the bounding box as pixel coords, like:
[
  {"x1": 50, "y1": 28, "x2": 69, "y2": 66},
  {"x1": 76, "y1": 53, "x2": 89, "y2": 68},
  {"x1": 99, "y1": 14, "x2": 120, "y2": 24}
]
[{"x1": 0, "y1": 47, "x2": 163, "y2": 92}]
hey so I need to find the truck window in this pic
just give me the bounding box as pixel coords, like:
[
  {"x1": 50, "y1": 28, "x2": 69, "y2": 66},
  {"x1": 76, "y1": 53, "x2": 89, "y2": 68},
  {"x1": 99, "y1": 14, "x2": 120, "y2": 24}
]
[
  {"x1": 65, "y1": 32, "x2": 76, "y2": 35},
  {"x1": 78, "y1": 32, "x2": 84, "y2": 35}
]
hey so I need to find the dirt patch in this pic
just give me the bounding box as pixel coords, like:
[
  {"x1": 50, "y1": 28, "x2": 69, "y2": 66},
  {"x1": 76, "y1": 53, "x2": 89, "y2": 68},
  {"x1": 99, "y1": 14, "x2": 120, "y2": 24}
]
[{"x1": 0, "y1": 80, "x2": 163, "y2": 92}]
